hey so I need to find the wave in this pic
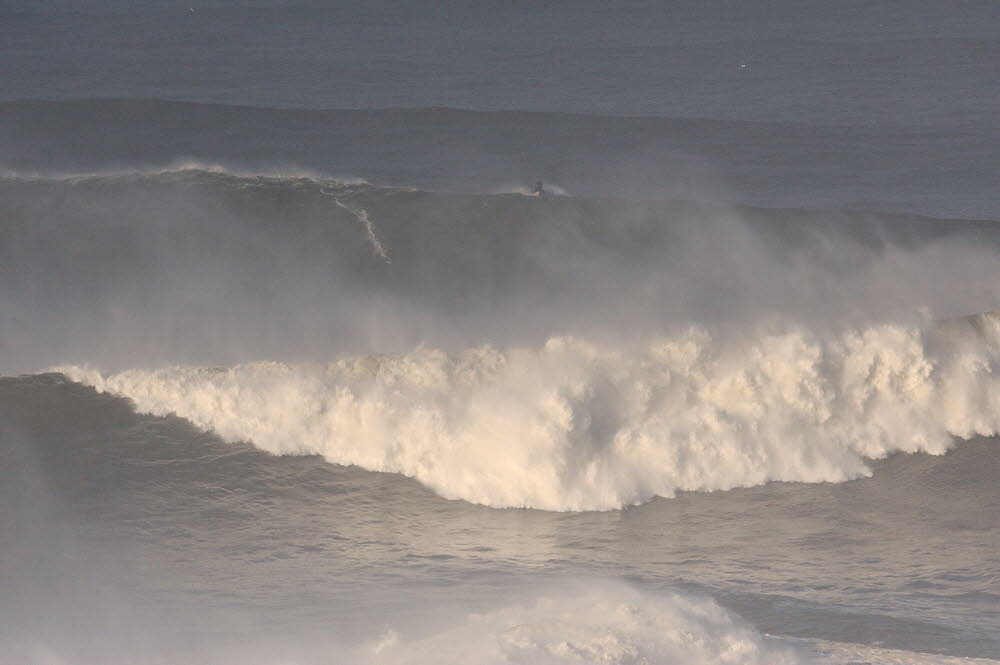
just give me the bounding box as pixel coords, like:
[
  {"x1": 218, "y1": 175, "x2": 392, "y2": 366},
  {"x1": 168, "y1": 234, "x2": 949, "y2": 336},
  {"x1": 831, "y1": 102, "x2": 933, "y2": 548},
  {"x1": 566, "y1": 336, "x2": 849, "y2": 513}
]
[
  {"x1": 0, "y1": 160, "x2": 372, "y2": 188},
  {"x1": 6, "y1": 166, "x2": 1000, "y2": 373},
  {"x1": 9, "y1": 166, "x2": 1000, "y2": 374},
  {"x1": 15, "y1": 577, "x2": 990, "y2": 665},
  {"x1": 361, "y1": 581, "x2": 1000, "y2": 665},
  {"x1": 12, "y1": 162, "x2": 1000, "y2": 501},
  {"x1": 58, "y1": 314, "x2": 1000, "y2": 511},
  {"x1": 0, "y1": 98, "x2": 763, "y2": 194},
  {"x1": 3, "y1": 98, "x2": 997, "y2": 218},
  {"x1": 358, "y1": 581, "x2": 806, "y2": 665}
]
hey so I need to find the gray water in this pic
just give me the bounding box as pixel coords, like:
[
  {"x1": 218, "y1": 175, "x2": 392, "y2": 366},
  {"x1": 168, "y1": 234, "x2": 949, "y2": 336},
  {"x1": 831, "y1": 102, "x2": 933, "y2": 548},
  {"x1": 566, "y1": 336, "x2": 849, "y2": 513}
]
[
  {"x1": 2, "y1": 2, "x2": 999, "y2": 664},
  {"x1": 3, "y1": 373, "x2": 998, "y2": 663}
]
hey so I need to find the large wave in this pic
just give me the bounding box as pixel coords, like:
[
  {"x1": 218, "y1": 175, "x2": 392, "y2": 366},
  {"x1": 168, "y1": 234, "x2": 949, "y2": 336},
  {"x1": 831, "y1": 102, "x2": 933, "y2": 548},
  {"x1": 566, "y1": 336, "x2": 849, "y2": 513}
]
[
  {"x1": 7, "y1": 167, "x2": 1000, "y2": 509},
  {"x1": 6, "y1": 168, "x2": 1000, "y2": 373},
  {"x1": 60, "y1": 313, "x2": 1000, "y2": 511}
]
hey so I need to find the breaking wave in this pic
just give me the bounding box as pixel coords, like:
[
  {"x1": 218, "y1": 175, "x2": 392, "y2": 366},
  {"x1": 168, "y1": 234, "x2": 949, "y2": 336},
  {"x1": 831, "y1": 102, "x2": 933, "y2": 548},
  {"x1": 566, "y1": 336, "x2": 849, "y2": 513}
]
[
  {"x1": 10, "y1": 166, "x2": 1000, "y2": 510},
  {"x1": 356, "y1": 580, "x2": 1000, "y2": 665},
  {"x1": 60, "y1": 315, "x2": 1000, "y2": 511},
  {"x1": 359, "y1": 582, "x2": 806, "y2": 665},
  {"x1": 0, "y1": 160, "x2": 367, "y2": 186}
]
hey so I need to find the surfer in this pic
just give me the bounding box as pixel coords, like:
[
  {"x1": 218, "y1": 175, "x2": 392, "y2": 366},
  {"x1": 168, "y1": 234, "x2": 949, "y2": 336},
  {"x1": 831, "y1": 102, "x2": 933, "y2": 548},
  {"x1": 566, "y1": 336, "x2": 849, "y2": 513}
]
[{"x1": 531, "y1": 180, "x2": 544, "y2": 196}]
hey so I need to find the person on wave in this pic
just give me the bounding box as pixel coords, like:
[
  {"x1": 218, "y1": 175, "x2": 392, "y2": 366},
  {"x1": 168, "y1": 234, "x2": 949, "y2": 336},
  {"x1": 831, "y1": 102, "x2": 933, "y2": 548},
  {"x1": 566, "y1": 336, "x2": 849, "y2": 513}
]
[{"x1": 531, "y1": 180, "x2": 544, "y2": 196}]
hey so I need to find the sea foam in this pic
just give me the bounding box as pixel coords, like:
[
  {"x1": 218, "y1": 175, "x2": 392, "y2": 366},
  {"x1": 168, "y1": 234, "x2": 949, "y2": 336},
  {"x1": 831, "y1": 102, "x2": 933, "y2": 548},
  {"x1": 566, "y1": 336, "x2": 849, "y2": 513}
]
[
  {"x1": 59, "y1": 317, "x2": 1000, "y2": 511},
  {"x1": 357, "y1": 581, "x2": 1000, "y2": 665},
  {"x1": 359, "y1": 581, "x2": 805, "y2": 665}
]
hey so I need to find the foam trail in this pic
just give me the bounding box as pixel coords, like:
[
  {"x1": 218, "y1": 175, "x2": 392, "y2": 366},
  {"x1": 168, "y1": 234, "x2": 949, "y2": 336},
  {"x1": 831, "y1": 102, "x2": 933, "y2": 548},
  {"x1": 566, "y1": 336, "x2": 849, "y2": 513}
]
[
  {"x1": 329, "y1": 194, "x2": 391, "y2": 262},
  {"x1": 59, "y1": 315, "x2": 1000, "y2": 511}
]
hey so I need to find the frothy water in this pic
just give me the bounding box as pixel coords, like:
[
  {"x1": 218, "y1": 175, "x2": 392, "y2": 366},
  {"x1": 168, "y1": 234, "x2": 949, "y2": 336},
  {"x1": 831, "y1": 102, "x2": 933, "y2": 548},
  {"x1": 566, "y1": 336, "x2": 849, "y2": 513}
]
[
  {"x1": 59, "y1": 316, "x2": 1000, "y2": 511},
  {"x1": 357, "y1": 582, "x2": 806, "y2": 665},
  {"x1": 4, "y1": 4, "x2": 1000, "y2": 661}
]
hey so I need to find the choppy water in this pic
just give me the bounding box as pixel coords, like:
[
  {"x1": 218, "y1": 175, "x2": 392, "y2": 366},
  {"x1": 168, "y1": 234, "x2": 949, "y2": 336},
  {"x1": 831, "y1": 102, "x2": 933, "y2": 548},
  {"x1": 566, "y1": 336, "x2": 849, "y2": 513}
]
[
  {"x1": 2, "y1": 2, "x2": 999, "y2": 664},
  {"x1": 2, "y1": 369, "x2": 999, "y2": 663}
]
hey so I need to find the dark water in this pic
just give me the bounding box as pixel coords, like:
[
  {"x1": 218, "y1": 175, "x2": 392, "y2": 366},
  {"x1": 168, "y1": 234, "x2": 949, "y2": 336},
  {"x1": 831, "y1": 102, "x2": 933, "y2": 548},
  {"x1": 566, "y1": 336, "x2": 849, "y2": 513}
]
[
  {"x1": 2, "y1": 2, "x2": 999, "y2": 664},
  {"x1": 5, "y1": 1, "x2": 999, "y2": 127}
]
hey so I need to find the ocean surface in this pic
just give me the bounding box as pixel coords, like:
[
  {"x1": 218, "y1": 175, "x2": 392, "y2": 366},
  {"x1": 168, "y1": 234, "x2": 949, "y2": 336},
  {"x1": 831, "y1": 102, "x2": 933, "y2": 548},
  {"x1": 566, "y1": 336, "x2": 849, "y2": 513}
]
[{"x1": 2, "y1": 2, "x2": 999, "y2": 664}]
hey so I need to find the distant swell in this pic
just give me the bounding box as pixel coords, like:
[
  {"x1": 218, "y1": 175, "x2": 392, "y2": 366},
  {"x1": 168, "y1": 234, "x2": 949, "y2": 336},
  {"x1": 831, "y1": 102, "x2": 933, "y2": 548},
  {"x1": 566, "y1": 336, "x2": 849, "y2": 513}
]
[
  {"x1": 60, "y1": 317, "x2": 1000, "y2": 511},
  {"x1": 4, "y1": 98, "x2": 997, "y2": 218}
]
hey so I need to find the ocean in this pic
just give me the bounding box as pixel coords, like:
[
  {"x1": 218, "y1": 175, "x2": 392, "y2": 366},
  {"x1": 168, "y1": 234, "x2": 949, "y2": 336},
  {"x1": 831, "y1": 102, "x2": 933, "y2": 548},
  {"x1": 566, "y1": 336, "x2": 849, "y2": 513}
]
[{"x1": 1, "y1": 2, "x2": 999, "y2": 663}]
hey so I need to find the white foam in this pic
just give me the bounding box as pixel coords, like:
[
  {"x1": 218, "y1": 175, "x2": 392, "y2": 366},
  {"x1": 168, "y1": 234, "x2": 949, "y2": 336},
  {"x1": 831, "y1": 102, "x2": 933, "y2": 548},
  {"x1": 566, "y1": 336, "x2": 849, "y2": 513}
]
[
  {"x1": 807, "y1": 639, "x2": 1000, "y2": 665},
  {"x1": 0, "y1": 160, "x2": 370, "y2": 187},
  {"x1": 358, "y1": 581, "x2": 807, "y2": 665},
  {"x1": 58, "y1": 317, "x2": 1000, "y2": 511},
  {"x1": 356, "y1": 582, "x2": 1000, "y2": 665}
]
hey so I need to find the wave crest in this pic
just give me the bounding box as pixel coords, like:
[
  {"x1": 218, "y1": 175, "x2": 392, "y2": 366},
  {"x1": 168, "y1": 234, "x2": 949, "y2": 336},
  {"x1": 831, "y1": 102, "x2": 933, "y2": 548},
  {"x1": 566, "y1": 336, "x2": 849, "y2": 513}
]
[
  {"x1": 0, "y1": 161, "x2": 373, "y2": 189},
  {"x1": 57, "y1": 317, "x2": 1000, "y2": 511}
]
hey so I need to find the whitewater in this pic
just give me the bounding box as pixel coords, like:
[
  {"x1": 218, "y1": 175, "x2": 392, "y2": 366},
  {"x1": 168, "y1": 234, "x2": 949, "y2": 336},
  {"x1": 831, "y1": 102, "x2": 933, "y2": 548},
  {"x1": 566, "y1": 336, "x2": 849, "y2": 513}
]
[
  {"x1": 1, "y1": 162, "x2": 998, "y2": 663},
  {"x1": 59, "y1": 317, "x2": 1000, "y2": 511},
  {"x1": 4, "y1": 2, "x2": 1000, "y2": 663}
]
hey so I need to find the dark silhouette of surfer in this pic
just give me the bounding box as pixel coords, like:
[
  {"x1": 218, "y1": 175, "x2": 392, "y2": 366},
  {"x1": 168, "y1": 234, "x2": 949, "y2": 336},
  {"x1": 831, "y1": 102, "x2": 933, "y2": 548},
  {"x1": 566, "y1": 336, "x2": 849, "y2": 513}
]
[{"x1": 531, "y1": 180, "x2": 544, "y2": 196}]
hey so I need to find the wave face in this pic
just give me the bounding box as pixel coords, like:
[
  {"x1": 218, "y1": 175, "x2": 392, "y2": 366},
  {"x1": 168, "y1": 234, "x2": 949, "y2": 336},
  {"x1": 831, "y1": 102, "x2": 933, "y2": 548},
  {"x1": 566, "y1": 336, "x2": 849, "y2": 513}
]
[
  {"x1": 62, "y1": 315, "x2": 1000, "y2": 510},
  {"x1": 3, "y1": 98, "x2": 999, "y2": 219},
  {"x1": 5, "y1": 168, "x2": 1000, "y2": 372}
]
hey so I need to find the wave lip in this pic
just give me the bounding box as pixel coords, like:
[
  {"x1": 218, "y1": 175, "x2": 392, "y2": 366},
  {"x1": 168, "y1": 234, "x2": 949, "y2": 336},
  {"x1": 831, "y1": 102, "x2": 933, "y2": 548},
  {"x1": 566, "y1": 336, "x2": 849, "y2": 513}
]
[
  {"x1": 59, "y1": 316, "x2": 1000, "y2": 512},
  {"x1": 0, "y1": 160, "x2": 373, "y2": 188}
]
